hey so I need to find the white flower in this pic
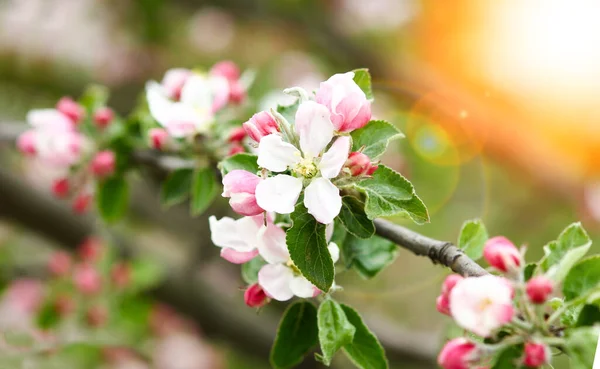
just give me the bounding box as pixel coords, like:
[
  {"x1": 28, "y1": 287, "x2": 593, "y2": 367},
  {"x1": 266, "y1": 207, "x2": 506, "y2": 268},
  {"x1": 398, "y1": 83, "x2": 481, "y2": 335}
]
[
  {"x1": 145, "y1": 72, "x2": 230, "y2": 138},
  {"x1": 449, "y1": 276, "x2": 515, "y2": 337},
  {"x1": 255, "y1": 101, "x2": 350, "y2": 224}
]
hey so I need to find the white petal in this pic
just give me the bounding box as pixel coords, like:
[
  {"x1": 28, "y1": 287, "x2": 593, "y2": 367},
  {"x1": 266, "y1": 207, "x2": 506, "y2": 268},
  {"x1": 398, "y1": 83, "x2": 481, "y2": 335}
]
[
  {"x1": 220, "y1": 248, "x2": 259, "y2": 264},
  {"x1": 27, "y1": 109, "x2": 73, "y2": 131},
  {"x1": 257, "y1": 222, "x2": 290, "y2": 264},
  {"x1": 325, "y1": 223, "x2": 334, "y2": 242},
  {"x1": 304, "y1": 178, "x2": 342, "y2": 224},
  {"x1": 294, "y1": 101, "x2": 334, "y2": 158},
  {"x1": 290, "y1": 276, "x2": 317, "y2": 298},
  {"x1": 146, "y1": 81, "x2": 175, "y2": 128},
  {"x1": 180, "y1": 74, "x2": 213, "y2": 112},
  {"x1": 258, "y1": 264, "x2": 294, "y2": 301},
  {"x1": 328, "y1": 242, "x2": 340, "y2": 264},
  {"x1": 209, "y1": 75, "x2": 230, "y2": 112},
  {"x1": 319, "y1": 136, "x2": 350, "y2": 179},
  {"x1": 257, "y1": 134, "x2": 301, "y2": 172},
  {"x1": 208, "y1": 215, "x2": 260, "y2": 253},
  {"x1": 255, "y1": 175, "x2": 303, "y2": 214}
]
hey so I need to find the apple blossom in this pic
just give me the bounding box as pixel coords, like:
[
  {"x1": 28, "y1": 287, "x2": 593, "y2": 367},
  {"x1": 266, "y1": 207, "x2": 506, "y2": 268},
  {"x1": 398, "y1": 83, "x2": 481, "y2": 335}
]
[
  {"x1": 79, "y1": 237, "x2": 104, "y2": 262},
  {"x1": 48, "y1": 251, "x2": 72, "y2": 277},
  {"x1": 73, "y1": 193, "x2": 93, "y2": 214},
  {"x1": 436, "y1": 274, "x2": 463, "y2": 316},
  {"x1": 222, "y1": 170, "x2": 263, "y2": 216},
  {"x1": 523, "y1": 342, "x2": 550, "y2": 367},
  {"x1": 160, "y1": 68, "x2": 192, "y2": 101},
  {"x1": 228, "y1": 127, "x2": 247, "y2": 143},
  {"x1": 210, "y1": 60, "x2": 246, "y2": 104},
  {"x1": 449, "y1": 275, "x2": 514, "y2": 337},
  {"x1": 149, "y1": 128, "x2": 170, "y2": 150},
  {"x1": 315, "y1": 71, "x2": 371, "y2": 132},
  {"x1": 255, "y1": 101, "x2": 351, "y2": 224},
  {"x1": 94, "y1": 107, "x2": 114, "y2": 128},
  {"x1": 56, "y1": 97, "x2": 85, "y2": 124},
  {"x1": 91, "y1": 150, "x2": 116, "y2": 178},
  {"x1": 483, "y1": 236, "x2": 522, "y2": 274},
  {"x1": 437, "y1": 338, "x2": 478, "y2": 369},
  {"x1": 525, "y1": 276, "x2": 553, "y2": 304},
  {"x1": 73, "y1": 264, "x2": 102, "y2": 295},
  {"x1": 242, "y1": 111, "x2": 280, "y2": 143},
  {"x1": 244, "y1": 283, "x2": 269, "y2": 308},
  {"x1": 228, "y1": 143, "x2": 245, "y2": 156},
  {"x1": 51, "y1": 178, "x2": 70, "y2": 198}
]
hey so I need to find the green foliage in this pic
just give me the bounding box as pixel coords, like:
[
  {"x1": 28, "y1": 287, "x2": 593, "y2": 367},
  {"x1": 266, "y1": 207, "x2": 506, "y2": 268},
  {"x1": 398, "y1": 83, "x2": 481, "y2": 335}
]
[
  {"x1": 129, "y1": 258, "x2": 164, "y2": 293},
  {"x1": 457, "y1": 219, "x2": 488, "y2": 260},
  {"x1": 97, "y1": 176, "x2": 129, "y2": 223},
  {"x1": 491, "y1": 345, "x2": 523, "y2": 369},
  {"x1": 352, "y1": 69, "x2": 374, "y2": 101},
  {"x1": 563, "y1": 256, "x2": 600, "y2": 301},
  {"x1": 190, "y1": 167, "x2": 218, "y2": 216},
  {"x1": 566, "y1": 327, "x2": 600, "y2": 369},
  {"x1": 241, "y1": 257, "x2": 266, "y2": 285},
  {"x1": 541, "y1": 222, "x2": 591, "y2": 273},
  {"x1": 160, "y1": 168, "x2": 193, "y2": 207},
  {"x1": 219, "y1": 153, "x2": 260, "y2": 175},
  {"x1": 338, "y1": 196, "x2": 375, "y2": 239},
  {"x1": 355, "y1": 165, "x2": 429, "y2": 224},
  {"x1": 350, "y1": 120, "x2": 404, "y2": 159},
  {"x1": 286, "y1": 204, "x2": 334, "y2": 292},
  {"x1": 79, "y1": 84, "x2": 109, "y2": 111},
  {"x1": 277, "y1": 101, "x2": 300, "y2": 124},
  {"x1": 575, "y1": 304, "x2": 600, "y2": 327},
  {"x1": 341, "y1": 234, "x2": 398, "y2": 279},
  {"x1": 317, "y1": 299, "x2": 356, "y2": 366},
  {"x1": 524, "y1": 263, "x2": 536, "y2": 281},
  {"x1": 271, "y1": 301, "x2": 319, "y2": 369},
  {"x1": 340, "y1": 304, "x2": 388, "y2": 369}
]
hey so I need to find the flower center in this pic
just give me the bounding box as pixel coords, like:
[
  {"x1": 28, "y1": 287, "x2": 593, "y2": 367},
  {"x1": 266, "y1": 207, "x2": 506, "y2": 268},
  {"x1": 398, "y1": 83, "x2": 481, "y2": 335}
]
[
  {"x1": 294, "y1": 157, "x2": 318, "y2": 178},
  {"x1": 478, "y1": 297, "x2": 493, "y2": 311},
  {"x1": 286, "y1": 259, "x2": 301, "y2": 275}
]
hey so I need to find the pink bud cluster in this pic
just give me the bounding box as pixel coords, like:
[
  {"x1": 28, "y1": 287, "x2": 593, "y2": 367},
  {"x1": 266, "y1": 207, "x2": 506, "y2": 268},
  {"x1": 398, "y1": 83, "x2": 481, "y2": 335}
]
[{"x1": 437, "y1": 236, "x2": 557, "y2": 369}]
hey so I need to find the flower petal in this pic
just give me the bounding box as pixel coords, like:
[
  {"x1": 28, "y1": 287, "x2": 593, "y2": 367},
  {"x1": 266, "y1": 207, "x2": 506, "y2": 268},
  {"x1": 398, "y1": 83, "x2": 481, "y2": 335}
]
[
  {"x1": 208, "y1": 215, "x2": 261, "y2": 253},
  {"x1": 258, "y1": 264, "x2": 294, "y2": 301},
  {"x1": 146, "y1": 81, "x2": 175, "y2": 128},
  {"x1": 319, "y1": 136, "x2": 350, "y2": 179},
  {"x1": 180, "y1": 74, "x2": 213, "y2": 112},
  {"x1": 290, "y1": 276, "x2": 317, "y2": 298},
  {"x1": 209, "y1": 75, "x2": 230, "y2": 112},
  {"x1": 294, "y1": 101, "x2": 334, "y2": 158},
  {"x1": 220, "y1": 248, "x2": 259, "y2": 264},
  {"x1": 255, "y1": 175, "x2": 303, "y2": 214},
  {"x1": 257, "y1": 134, "x2": 301, "y2": 172},
  {"x1": 27, "y1": 109, "x2": 73, "y2": 131},
  {"x1": 304, "y1": 178, "x2": 342, "y2": 224},
  {"x1": 257, "y1": 222, "x2": 290, "y2": 264},
  {"x1": 328, "y1": 242, "x2": 340, "y2": 264}
]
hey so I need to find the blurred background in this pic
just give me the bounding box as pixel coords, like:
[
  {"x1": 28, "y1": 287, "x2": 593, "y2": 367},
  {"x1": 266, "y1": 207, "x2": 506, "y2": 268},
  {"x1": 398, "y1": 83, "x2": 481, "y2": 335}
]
[{"x1": 0, "y1": 0, "x2": 599, "y2": 368}]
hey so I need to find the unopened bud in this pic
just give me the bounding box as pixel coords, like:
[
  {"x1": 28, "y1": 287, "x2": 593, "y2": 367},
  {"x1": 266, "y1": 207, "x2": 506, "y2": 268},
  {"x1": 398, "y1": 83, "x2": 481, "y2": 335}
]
[
  {"x1": 228, "y1": 127, "x2": 247, "y2": 143},
  {"x1": 345, "y1": 152, "x2": 377, "y2": 176},
  {"x1": 222, "y1": 170, "x2": 263, "y2": 216},
  {"x1": 93, "y1": 107, "x2": 114, "y2": 128},
  {"x1": 228, "y1": 143, "x2": 245, "y2": 156},
  {"x1": 78, "y1": 237, "x2": 103, "y2": 263},
  {"x1": 437, "y1": 338, "x2": 478, "y2": 369},
  {"x1": 210, "y1": 61, "x2": 241, "y2": 81},
  {"x1": 91, "y1": 150, "x2": 116, "y2": 178},
  {"x1": 111, "y1": 263, "x2": 130, "y2": 289},
  {"x1": 526, "y1": 276, "x2": 553, "y2": 304},
  {"x1": 86, "y1": 305, "x2": 108, "y2": 327},
  {"x1": 72, "y1": 193, "x2": 93, "y2": 214},
  {"x1": 228, "y1": 82, "x2": 246, "y2": 104},
  {"x1": 56, "y1": 97, "x2": 85, "y2": 124},
  {"x1": 523, "y1": 342, "x2": 550, "y2": 367},
  {"x1": 17, "y1": 131, "x2": 37, "y2": 155},
  {"x1": 242, "y1": 111, "x2": 279, "y2": 143},
  {"x1": 48, "y1": 251, "x2": 71, "y2": 277},
  {"x1": 73, "y1": 264, "x2": 102, "y2": 295},
  {"x1": 244, "y1": 283, "x2": 268, "y2": 308},
  {"x1": 442, "y1": 274, "x2": 464, "y2": 295},
  {"x1": 436, "y1": 294, "x2": 451, "y2": 316},
  {"x1": 51, "y1": 178, "x2": 70, "y2": 198},
  {"x1": 149, "y1": 128, "x2": 170, "y2": 150},
  {"x1": 483, "y1": 236, "x2": 522, "y2": 273}
]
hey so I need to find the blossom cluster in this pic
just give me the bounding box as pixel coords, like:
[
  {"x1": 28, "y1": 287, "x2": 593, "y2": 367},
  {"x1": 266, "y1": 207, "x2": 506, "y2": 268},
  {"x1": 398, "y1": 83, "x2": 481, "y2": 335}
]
[
  {"x1": 436, "y1": 237, "x2": 556, "y2": 369},
  {"x1": 17, "y1": 96, "x2": 117, "y2": 213}
]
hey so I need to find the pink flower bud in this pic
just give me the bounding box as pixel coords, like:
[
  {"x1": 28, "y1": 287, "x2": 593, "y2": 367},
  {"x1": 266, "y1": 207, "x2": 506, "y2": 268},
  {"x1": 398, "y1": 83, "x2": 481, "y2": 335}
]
[
  {"x1": 228, "y1": 143, "x2": 245, "y2": 156},
  {"x1": 93, "y1": 107, "x2": 114, "y2": 128},
  {"x1": 72, "y1": 193, "x2": 93, "y2": 214},
  {"x1": 483, "y1": 236, "x2": 522, "y2": 273},
  {"x1": 51, "y1": 178, "x2": 70, "y2": 198},
  {"x1": 437, "y1": 338, "x2": 478, "y2": 369},
  {"x1": 149, "y1": 128, "x2": 170, "y2": 150},
  {"x1": 228, "y1": 81, "x2": 246, "y2": 104},
  {"x1": 73, "y1": 264, "x2": 102, "y2": 295},
  {"x1": 526, "y1": 276, "x2": 553, "y2": 304},
  {"x1": 222, "y1": 170, "x2": 263, "y2": 216},
  {"x1": 210, "y1": 61, "x2": 241, "y2": 81},
  {"x1": 56, "y1": 97, "x2": 85, "y2": 124},
  {"x1": 345, "y1": 151, "x2": 378, "y2": 176},
  {"x1": 79, "y1": 237, "x2": 103, "y2": 263},
  {"x1": 111, "y1": 263, "x2": 130, "y2": 289},
  {"x1": 228, "y1": 127, "x2": 247, "y2": 143},
  {"x1": 315, "y1": 72, "x2": 371, "y2": 132},
  {"x1": 86, "y1": 305, "x2": 108, "y2": 327},
  {"x1": 523, "y1": 342, "x2": 550, "y2": 367},
  {"x1": 244, "y1": 283, "x2": 268, "y2": 308},
  {"x1": 242, "y1": 111, "x2": 279, "y2": 143},
  {"x1": 366, "y1": 164, "x2": 378, "y2": 176},
  {"x1": 17, "y1": 130, "x2": 37, "y2": 155},
  {"x1": 436, "y1": 294, "x2": 451, "y2": 316},
  {"x1": 442, "y1": 274, "x2": 464, "y2": 295},
  {"x1": 161, "y1": 68, "x2": 192, "y2": 100},
  {"x1": 91, "y1": 150, "x2": 116, "y2": 178},
  {"x1": 48, "y1": 251, "x2": 71, "y2": 277}
]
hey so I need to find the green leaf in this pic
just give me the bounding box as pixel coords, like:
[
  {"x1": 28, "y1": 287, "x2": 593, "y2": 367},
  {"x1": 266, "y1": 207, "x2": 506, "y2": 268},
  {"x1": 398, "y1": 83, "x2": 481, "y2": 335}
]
[
  {"x1": 271, "y1": 301, "x2": 319, "y2": 369},
  {"x1": 338, "y1": 196, "x2": 375, "y2": 239},
  {"x1": 160, "y1": 168, "x2": 193, "y2": 207},
  {"x1": 277, "y1": 101, "x2": 300, "y2": 124},
  {"x1": 541, "y1": 222, "x2": 591, "y2": 272},
  {"x1": 350, "y1": 120, "x2": 404, "y2": 159},
  {"x1": 575, "y1": 304, "x2": 600, "y2": 327},
  {"x1": 96, "y1": 177, "x2": 129, "y2": 223},
  {"x1": 561, "y1": 304, "x2": 584, "y2": 327},
  {"x1": 524, "y1": 263, "x2": 537, "y2": 281},
  {"x1": 352, "y1": 69, "x2": 374, "y2": 101},
  {"x1": 491, "y1": 345, "x2": 523, "y2": 369},
  {"x1": 219, "y1": 153, "x2": 259, "y2": 175},
  {"x1": 355, "y1": 165, "x2": 429, "y2": 224},
  {"x1": 341, "y1": 304, "x2": 388, "y2": 369},
  {"x1": 129, "y1": 258, "x2": 164, "y2": 292},
  {"x1": 190, "y1": 167, "x2": 218, "y2": 216},
  {"x1": 318, "y1": 299, "x2": 356, "y2": 366},
  {"x1": 287, "y1": 204, "x2": 334, "y2": 292},
  {"x1": 241, "y1": 257, "x2": 266, "y2": 285},
  {"x1": 79, "y1": 84, "x2": 109, "y2": 110},
  {"x1": 563, "y1": 256, "x2": 600, "y2": 301},
  {"x1": 550, "y1": 243, "x2": 592, "y2": 283},
  {"x1": 457, "y1": 219, "x2": 488, "y2": 260},
  {"x1": 566, "y1": 326, "x2": 600, "y2": 369},
  {"x1": 341, "y1": 234, "x2": 398, "y2": 279}
]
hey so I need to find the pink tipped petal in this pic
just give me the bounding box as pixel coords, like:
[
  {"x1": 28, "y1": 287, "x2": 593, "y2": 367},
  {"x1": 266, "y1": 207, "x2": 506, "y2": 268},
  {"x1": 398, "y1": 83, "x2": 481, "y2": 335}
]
[
  {"x1": 208, "y1": 216, "x2": 260, "y2": 253},
  {"x1": 255, "y1": 175, "x2": 303, "y2": 214},
  {"x1": 209, "y1": 75, "x2": 231, "y2": 112},
  {"x1": 294, "y1": 101, "x2": 334, "y2": 158},
  {"x1": 257, "y1": 223, "x2": 290, "y2": 264},
  {"x1": 304, "y1": 178, "x2": 342, "y2": 224},
  {"x1": 229, "y1": 193, "x2": 263, "y2": 216},
  {"x1": 258, "y1": 264, "x2": 294, "y2": 301},
  {"x1": 257, "y1": 134, "x2": 301, "y2": 172},
  {"x1": 222, "y1": 170, "x2": 261, "y2": 196},
  {"x1": 220, "y1": 248, "x2": 259, "y2": 264},
  {"x1": 161, "y1": 68, "x2": 192, "y2": 100},
  {"x1": 319, "y1": 136, "x2": 351, "y2": 179},
  {"x1": 290, "y1": 276, "x2": 317, "y2": 298}
]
